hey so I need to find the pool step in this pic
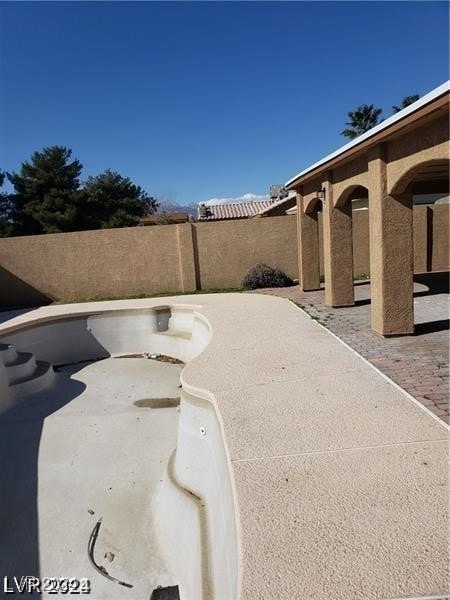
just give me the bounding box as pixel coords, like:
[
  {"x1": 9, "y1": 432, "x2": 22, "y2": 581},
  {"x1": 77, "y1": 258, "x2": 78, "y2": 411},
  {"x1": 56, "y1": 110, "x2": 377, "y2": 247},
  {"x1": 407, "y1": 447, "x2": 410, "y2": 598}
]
[
  {"x1": 5, "y1": 352, "x2": 37, "y2": 385},
  {"x1": 0, "y1": 343, "x2": 18, "y2": 364},
  {"x1": 0, "y1": 342, "x2": 55, "y2": 398},
  {"x1": 9, "y1": 361, "x2": 55, "y2": 398}
]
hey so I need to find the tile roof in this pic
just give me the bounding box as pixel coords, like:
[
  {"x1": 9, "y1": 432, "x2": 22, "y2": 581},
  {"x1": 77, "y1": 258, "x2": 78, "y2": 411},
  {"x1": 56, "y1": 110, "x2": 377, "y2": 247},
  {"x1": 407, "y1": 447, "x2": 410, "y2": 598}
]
[
  {"x1": 198, "y1": 200, "x2": 275, "y2": 221},
  {"x1": 256, "y1": 192, "x2": 296, "y2": 216}
]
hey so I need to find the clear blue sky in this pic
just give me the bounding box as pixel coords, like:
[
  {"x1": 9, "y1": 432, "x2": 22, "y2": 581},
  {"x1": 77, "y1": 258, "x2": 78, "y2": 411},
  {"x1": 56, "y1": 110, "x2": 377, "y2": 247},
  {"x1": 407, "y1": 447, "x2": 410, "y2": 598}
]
[{"x1": 0, "y1": 1, "x2": 448, "y2": 205}]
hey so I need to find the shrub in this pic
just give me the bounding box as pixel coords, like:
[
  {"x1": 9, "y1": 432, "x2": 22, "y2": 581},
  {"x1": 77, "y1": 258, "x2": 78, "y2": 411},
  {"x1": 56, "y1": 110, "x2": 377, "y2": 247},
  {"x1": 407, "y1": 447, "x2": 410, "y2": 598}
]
[{"x1": 242, "y1": 264, "x2": 294, "y2": 290}]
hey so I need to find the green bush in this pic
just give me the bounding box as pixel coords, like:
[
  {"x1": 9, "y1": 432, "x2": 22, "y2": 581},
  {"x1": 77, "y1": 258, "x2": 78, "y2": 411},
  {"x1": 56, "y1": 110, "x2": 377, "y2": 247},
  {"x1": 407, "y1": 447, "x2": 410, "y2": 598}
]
[{"x1": 242, "y1": 264, "x2": 294, "y2": 290}]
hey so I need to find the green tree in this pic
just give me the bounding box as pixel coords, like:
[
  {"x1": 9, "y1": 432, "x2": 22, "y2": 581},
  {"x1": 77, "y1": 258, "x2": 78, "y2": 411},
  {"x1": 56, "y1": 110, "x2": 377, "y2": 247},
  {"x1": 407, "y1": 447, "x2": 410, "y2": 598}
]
[
  {"x1": 7, "y1": 146, "x2": 83, "y2": 234},
  {"x1": 3, "y1": 147, "x2": 158, "y2": 236},
  {"x1": 0, "y1": 171, "x2": 15, "y2": 237},
  {"x1": 392, "y1": 94, "x2": 420, "y2": 113},
  {"x1": 341, "y1": 104, "x2": 383, "y2": 140},
  {"x1": 81, "y1": 169, "x2": 158, "y2": 229}
]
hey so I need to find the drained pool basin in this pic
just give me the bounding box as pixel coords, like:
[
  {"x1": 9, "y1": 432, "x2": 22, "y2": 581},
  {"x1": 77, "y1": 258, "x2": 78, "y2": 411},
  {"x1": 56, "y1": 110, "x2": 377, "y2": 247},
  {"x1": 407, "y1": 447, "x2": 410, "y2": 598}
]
[{"x1": 0, "y1": 304, "x2": 239, "y2": 599}]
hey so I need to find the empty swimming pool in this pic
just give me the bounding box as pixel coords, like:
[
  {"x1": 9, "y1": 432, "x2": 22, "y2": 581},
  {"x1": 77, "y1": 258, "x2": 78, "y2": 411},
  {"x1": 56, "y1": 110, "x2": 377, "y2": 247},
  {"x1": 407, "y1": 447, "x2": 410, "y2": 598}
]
[{"x1": 0, "y1": 305, "x2": 239, "y2": 599}]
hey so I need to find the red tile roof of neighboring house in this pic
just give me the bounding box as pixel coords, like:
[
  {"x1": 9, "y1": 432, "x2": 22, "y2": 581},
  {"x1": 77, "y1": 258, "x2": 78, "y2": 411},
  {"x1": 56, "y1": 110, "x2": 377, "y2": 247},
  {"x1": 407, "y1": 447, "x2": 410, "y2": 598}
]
[
  {"x1": 255, "y1": 192, "x2": 296, "y2": 217},
  {"x1": 198, "y1": 200, "x2": 275, "y2": 221}
]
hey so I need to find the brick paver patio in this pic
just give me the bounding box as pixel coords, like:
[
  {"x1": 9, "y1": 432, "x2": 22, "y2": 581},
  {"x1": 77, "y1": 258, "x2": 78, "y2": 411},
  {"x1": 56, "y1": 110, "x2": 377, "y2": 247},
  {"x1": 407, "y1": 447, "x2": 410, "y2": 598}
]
[{"x1": 257, "y1": 272, "x2": 449, "y2": 424}]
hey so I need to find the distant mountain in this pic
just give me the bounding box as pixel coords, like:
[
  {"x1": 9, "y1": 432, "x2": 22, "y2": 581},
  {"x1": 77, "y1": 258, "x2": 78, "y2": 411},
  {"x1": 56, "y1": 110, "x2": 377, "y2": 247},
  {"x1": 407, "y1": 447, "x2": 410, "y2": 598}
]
[{"x1": 155, "y1": 201, "x2": 198, "y2": 218}]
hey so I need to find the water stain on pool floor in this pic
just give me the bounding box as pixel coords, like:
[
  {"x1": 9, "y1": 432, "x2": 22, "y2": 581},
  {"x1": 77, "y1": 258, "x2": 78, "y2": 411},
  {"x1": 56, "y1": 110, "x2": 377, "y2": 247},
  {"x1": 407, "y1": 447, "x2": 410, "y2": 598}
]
[{"x1": 134, "y1": 398, "x2": 180, "y2": 409}]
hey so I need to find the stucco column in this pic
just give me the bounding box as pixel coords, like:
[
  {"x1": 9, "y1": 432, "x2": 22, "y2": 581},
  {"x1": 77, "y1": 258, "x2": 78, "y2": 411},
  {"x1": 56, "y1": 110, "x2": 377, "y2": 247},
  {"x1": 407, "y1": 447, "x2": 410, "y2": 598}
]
[
  {"x1": 322, "y1": 175, "x2": 355, "y2": 307},
  {"x1": 368, "y1": 145, "x2": 414, "y2": 335},
  {"x1": 297, "y1": 191, "x2": 321, "y2": 291}
]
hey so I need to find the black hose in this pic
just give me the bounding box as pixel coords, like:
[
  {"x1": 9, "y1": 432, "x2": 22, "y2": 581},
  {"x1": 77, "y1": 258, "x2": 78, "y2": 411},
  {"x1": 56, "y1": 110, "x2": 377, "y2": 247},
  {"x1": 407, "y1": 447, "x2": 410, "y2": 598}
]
[{"x1": 87, "y1": 518, "x2": 133, "y2": 589}]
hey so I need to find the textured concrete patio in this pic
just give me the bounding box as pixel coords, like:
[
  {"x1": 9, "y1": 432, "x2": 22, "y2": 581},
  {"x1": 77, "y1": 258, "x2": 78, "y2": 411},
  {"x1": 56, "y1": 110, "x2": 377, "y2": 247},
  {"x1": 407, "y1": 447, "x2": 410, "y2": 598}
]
[
  {"x1": 257, "y1": 272, "x2": 449, "y2": 424},
  {"x1": 0, "y1": 294, "x2": 448, "y2": 599}
]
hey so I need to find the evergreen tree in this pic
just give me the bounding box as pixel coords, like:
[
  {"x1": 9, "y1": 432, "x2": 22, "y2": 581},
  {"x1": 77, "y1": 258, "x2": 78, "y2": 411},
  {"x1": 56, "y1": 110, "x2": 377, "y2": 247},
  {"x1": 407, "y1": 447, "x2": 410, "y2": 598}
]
[
  {"x1": 342, "y1": 104, "x2": 383, "y2": 140},
  {"x1": 3, "y1": 147, "x2": 158, "y2": 235},
  {"x1": 7, "y1": 146, "x2": 83, "y2": 234},
  {"x1": 0, "y1": 171, "x2": 15, "y2": 237},
  {"x1": 81, "y1": 169, "x2": 158, "y2": 229}
]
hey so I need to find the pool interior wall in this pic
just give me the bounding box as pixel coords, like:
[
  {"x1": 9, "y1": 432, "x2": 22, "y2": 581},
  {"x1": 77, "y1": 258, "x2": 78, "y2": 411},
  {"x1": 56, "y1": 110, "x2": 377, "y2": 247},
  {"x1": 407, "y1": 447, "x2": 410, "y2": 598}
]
[{"x1": 0, "y1": 306, "x2": 239, "y2": 600}]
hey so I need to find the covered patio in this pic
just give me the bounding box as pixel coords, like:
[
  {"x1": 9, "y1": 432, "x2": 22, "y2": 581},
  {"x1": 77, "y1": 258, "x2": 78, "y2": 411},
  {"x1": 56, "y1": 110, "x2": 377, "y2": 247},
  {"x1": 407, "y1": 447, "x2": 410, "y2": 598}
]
[{"x1": 286, "y1": 81, "x2": 449, "y2": 337}]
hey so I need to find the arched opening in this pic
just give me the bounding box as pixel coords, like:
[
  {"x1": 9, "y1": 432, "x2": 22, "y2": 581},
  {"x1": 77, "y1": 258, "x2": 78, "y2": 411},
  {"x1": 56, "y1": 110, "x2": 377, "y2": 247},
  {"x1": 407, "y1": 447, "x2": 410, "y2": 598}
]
[
  {"x1": 390, "y1": 159, "x2": 449, "y2": 196},
  {"x1": 324, "y1": 184, "x2": 369, "y2": 307},
  {"x1": 298, "y1": 196, "x2": 323, "y2": 292},
  {"x1": 390, "y1": 159, "x2": 449, "y2": 334},
  {"x1": 304, "y1": 197, "x2": 323, "y2": 214}
]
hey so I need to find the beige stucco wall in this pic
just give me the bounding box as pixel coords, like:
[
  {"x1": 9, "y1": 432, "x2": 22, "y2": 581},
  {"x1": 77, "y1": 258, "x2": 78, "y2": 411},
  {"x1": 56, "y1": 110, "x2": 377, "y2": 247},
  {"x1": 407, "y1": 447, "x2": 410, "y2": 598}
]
[
  {"x1": 0, "y1": 208, "x2": 448, "y2": 308},
  {"x1": 0, "y1": 225, "x2": 184, "y2": 306},
  {"x1": 396, "y1": 203, "x2": 449, "y2": 274},
  {"x1": 303, "y1": 178, "x2": 324, "y2": 213},
  {"x1": 333, "y1": 154, "x2": 370, "y2": 206},
  {"x1": 386, "y1": 115, "x2": 450, "y2": 194},
  {"x1": 352, "y1": 211, "x2": 371, "y2": 276},
  {"x1": 0, "y1": 217, "x2": 299, "y2": 307},
  {"x1": 316, "y1": 211, "x2": 369, "y2": 278},
  {"x1": 429, "y1": 203, "x2": 449, "y2": 271},
  {"x1": 194, "y1": 215, "x2": 298, "y2": 289},
  {"x1": 316, "y1": 205, "x2": 447, "y2": 279}
]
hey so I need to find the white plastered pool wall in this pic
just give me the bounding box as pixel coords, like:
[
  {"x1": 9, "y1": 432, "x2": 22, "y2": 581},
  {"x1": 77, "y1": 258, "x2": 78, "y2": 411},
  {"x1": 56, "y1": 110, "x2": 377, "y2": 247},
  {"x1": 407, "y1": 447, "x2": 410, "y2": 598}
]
[
  {"x1": 0, "y1": 303, "x2": 240, "y2": 600},
  {"x1": 0, "y1": 294, "x2": 448, "y2": 600}
]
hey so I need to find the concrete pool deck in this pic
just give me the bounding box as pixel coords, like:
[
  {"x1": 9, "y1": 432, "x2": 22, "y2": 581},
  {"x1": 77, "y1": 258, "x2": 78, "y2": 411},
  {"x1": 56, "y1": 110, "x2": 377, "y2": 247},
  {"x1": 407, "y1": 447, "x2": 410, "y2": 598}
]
[{"x1": 0, "y1": 293, "x2": 448, "y2": 600}]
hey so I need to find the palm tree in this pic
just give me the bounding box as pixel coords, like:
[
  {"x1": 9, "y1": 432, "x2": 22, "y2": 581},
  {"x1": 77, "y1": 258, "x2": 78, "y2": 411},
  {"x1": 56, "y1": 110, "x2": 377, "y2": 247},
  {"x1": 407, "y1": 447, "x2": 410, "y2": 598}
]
[
  {"x1": 341, "y1": 104, "x2": 383, "y2": 140},
  {"x1": 392, "y1": 94, "x2": 420, "y2": 113}
]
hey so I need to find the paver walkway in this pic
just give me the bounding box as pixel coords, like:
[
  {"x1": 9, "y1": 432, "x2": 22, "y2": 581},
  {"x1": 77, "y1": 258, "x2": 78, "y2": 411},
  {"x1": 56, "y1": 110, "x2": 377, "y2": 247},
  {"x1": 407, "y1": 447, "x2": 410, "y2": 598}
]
[{"x1": 257, "y1": 272, "x2": 449, "y2": 424}]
